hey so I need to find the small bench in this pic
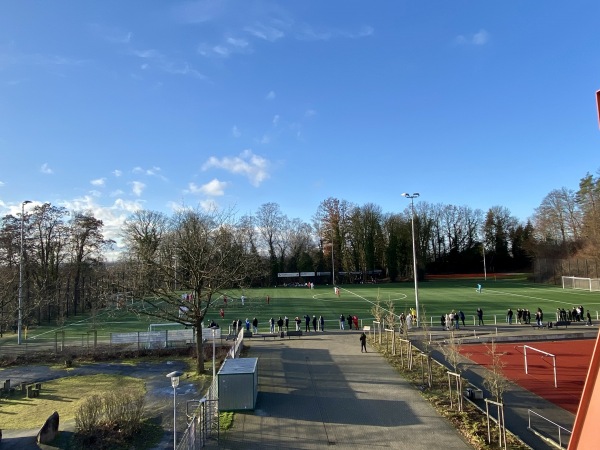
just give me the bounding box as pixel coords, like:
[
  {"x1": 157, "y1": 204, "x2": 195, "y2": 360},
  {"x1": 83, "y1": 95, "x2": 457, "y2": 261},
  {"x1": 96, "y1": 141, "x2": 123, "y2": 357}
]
[
  {"x1": 26, "y1": 384, "x2": 41, "y2": 398},
  {"x1": 286, "y1": 330, "x2": 303, "y2": 339},
  {"x1": 243, "y1": 331, "x2": 253, "y2": 338},
  {"x1": 465, "y1": 387, "x2": 484, "y2": 400},
  {"x1": 553, "y1": 321, "x2": 571, "y2": 329},
  {"x1": 261, "y1": 333, "x2": 280, "y2": 340}
]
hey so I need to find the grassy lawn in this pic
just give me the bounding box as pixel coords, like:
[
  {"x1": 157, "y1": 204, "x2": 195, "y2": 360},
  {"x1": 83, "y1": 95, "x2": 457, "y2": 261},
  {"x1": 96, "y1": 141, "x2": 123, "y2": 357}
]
[
  {"x1": 4, "y1": 278, "x2": 600, "y2": 345},
  {"x1": 0, "y1": 374, "x2": 144, "y2": 430}
]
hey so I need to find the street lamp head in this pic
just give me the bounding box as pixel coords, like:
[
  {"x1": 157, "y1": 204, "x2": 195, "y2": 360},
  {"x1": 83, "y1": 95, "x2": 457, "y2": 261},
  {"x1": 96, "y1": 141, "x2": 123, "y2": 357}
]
[
  {"x1": 166, "y1": 370, "x2": 183, "y2": 388},
  {"x1": 402, "y1": 192, "x2": 420, "y2": 199}
]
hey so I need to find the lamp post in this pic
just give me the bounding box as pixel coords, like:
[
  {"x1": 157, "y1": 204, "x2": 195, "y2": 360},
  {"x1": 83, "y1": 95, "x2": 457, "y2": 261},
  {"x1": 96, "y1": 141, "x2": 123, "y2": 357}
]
[
  {"x1": 402, "y1": 193, "x2": 420, "y2": 327},
  {"x1": 18, "y1": 200, "x2": 31, "y2": 345},
  {"x1": 166, "y1": 370, "x2": 183, "y2": 449},
  {"x1": 211, "y1": 326, "x2": 217, "y2": 380}
]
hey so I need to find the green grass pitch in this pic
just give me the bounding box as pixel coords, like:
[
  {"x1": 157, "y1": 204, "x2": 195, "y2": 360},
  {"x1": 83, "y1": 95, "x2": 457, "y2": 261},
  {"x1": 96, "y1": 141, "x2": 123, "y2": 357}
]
[{"x1": 9, "y1": 278, "x2": 600, "y2": 344}]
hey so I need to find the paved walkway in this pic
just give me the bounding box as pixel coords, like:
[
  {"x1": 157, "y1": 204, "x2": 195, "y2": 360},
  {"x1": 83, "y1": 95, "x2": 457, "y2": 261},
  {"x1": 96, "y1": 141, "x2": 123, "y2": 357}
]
[{"x1": 216, "y1": 331, "x2": 473, "y2": 450}]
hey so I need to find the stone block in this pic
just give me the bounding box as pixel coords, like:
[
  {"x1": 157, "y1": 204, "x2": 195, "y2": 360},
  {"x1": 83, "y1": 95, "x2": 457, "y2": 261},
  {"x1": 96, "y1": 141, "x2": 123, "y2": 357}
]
[{"x1": 37, "y1": 411, "x2": 59, "y2": 444}]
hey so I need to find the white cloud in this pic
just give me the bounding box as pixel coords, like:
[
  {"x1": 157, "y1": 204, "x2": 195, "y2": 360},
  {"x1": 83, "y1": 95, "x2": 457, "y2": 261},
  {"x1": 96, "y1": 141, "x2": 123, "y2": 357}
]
[
  {"x1": 113, "y1": 169, "x2": 122, "y2": 177},
  {"x1": 130, "y1": 181, "x2": 145, "y2": 196},
  {"x1": 187, "y1": 179, "x2": 228, "y2": 197},
  {"x1": 0, "y1": 181, "x2": 4, "y2": 187},
  {"x1": 266, "y1": 90, "x2": 276, "y2": 100},
  {"x1": 40, "y1": 163, "x2": 53, "y2": 174},
  {"x1": 259, "y1": 134, "x2": 271, "y2": 144},
  {"x1": 455, "y1": 29, "x2": 490, "y2": 46},
  {"x1": 89, "y1": 190, "x2": 102, "y2": 198},
  {"x1": 202, "y1": 149, "x2": 270, "y2": 187},
  {"x1": 232, "y1": 125, "x2": 241, "y2": 138},
  {"x1": 272, "y1": 114, "x2": 280, "y2": 126},
  {"x1": 91, "y1": 177, "x2": 106, "y2": 186},
  {"x1": 110, "y1": 189, "x2": 124, "y2": 197}
]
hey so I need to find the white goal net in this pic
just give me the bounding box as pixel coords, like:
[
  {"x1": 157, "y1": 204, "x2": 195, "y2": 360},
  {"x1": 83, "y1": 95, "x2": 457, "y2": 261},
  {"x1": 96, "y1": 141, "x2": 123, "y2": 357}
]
[{"x1": 562, "y1": 276, "x2": 600, "y2": 292}]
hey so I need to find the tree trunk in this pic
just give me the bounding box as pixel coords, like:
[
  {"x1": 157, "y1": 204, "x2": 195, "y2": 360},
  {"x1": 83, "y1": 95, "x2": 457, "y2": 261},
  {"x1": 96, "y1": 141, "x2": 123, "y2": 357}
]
[{"x1": 195, "y1": 321, "x2": 205, "y2": 374}]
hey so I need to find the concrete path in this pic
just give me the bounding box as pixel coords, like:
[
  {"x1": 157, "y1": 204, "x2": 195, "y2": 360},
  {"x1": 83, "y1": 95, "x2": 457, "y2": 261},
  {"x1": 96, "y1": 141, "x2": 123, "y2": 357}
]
[{"x1": 216, "y1": 331, "x2": 473, "y2": 450}]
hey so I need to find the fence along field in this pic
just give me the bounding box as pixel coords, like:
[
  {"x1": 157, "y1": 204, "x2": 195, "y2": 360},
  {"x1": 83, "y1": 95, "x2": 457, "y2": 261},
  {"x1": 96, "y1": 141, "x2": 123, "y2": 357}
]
[{"x1": 2, "y1": 278, "x2": 599, "y2": 353}]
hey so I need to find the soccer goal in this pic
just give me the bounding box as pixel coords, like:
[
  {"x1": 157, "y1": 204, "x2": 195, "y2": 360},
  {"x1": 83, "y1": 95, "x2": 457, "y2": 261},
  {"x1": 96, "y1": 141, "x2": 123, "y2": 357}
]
[
  {"x1": 561, "y1": 276, "x2": 600, "y2": 292},
  {"x1": 523, "y1": 345, "x2": 557, "y2": 388}
]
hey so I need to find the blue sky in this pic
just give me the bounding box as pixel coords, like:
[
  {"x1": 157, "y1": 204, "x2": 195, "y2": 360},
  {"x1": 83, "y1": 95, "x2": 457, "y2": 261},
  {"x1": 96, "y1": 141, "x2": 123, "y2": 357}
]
[{"x1": 1, "y1": 1, "x2": 599, "y2": 250}]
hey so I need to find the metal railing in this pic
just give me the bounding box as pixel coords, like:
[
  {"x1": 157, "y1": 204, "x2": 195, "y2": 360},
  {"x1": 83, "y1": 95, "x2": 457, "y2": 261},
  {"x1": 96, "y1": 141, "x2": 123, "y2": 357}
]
[
  {"x1": 527, "y1": 409, "x2": 572, "y2": 449},
  {"x1": 177, "y1": 327, "x2": 244, "y2": 449}
]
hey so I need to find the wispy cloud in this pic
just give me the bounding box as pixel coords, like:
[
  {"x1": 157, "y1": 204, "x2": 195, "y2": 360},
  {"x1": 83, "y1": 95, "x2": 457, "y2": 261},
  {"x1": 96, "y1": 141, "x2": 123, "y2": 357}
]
[
  {"x1": 232, "y1": 126, "x2": 241, "y2": 138},
  {"x1": 132, "y1": 166, "x2": 167, "y2": 181},
  {"x1": 131, "y1": 48, "x2": 206, "y2": 79},
  {"x1": 202, "y1": 149, "x2": 270, "y2": 187},
  {"x1": 244, "y1": 22, "x2": 285, "y2": 42},
  {"x1": 40, "y1": 163, "x2": 53, "y2": 174},
  {"x1": 113, "y1": 170, "x2": 122, "y2": 177},
  {"x1": 89, "y1": 23, "x2": 132, "y2": 44},
  {"x1": 91, "y1": 178, "x2": 106, "y2": 186},
  {"x1": 198, "y1": 36, "x2": 251, "y2": 58},
  {"x1": 266, "y1": 90, "x2": 276, "y2": 100},
  {"x1": 0, "y1": 50, "x2": 89, "y2": 70},
  {"x1": 272, "y1": 115, "x2": 280, "y2": 126},
  {"x1": 455, "y1": 29, "x2": 490, "y2": 46},
  {"x1": 0, "y1": 180, "x2": 4, "y2": 187},
  {"x1": 305, "y1": 109, "x2": 316, "y2": 118},
  {"x1": 297, "y1": 25, "x2": 374, "y2": 41},
  {"x1": 130, "y1": 181, "x2": 146, "y2": 196}
]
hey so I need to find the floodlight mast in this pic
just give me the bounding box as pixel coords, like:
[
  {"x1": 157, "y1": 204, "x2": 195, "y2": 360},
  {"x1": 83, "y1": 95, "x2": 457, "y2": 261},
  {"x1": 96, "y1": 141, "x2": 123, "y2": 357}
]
[
  {"x1": 402, "y1": 193, "x2": 420, "y2": 326},
  {"x1": 18, "y1": 200, "x2": 32, "y2": 345}
]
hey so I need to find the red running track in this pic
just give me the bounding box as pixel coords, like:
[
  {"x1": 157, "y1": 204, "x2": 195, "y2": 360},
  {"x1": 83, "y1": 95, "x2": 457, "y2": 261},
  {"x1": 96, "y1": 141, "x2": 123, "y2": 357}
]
[{"x1": 460, "y1": 339, "x2": 595, "y2": 414}]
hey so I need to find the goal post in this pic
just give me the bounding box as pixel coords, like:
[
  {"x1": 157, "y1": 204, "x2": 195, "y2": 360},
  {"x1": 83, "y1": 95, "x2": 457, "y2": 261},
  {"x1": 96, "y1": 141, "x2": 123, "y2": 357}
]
[
  {"x1": 562, "y1": 276, "x2": 600, "y2": 292},
  {"x1": 523, "y1": 344, "x2": 557, "y2": 388}
]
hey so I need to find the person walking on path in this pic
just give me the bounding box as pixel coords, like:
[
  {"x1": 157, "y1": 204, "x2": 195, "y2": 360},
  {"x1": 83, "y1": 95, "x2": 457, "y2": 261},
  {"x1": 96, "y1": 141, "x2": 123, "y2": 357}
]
[
  {"x1": 312, "y1": 315, "x2": 317, "y2": 332},
  {"x1": 347, "y1": 314, "x2": 352, "y2": 330},
  {"x1": 360, "y1": 332, "x2": 367, "y2": 352},
  {"x1": 459, "y1": 310, "x2": 465, "y2": 327},
  {"x1": 477, "y1": 308, "x2": 484, "y2": 326},
  {"x1": 319, "y1": 315, "x2": 325, "y2": 332},
  {"x1": 305, "y1": 314, "x2": 311, "y2": 332},
  {"x1": 339, "y1": 314, "x2": 345, "y2": 330}
]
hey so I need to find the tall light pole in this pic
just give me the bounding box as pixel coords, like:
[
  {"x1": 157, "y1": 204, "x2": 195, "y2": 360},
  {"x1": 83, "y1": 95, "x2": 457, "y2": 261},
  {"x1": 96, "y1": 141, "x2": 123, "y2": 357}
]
[
  {"x1": 331, "y1": 232, "x2": 335, "y2": 286},
  {"x1": 18, "y1": 200, "x2": 31, "y2": 345},
  {"x1": 402, "y1": 193, "x2": 420, "y2": 326},
  {"x1": 166, "y1": 370, "x2": 183, "y2": 449}
]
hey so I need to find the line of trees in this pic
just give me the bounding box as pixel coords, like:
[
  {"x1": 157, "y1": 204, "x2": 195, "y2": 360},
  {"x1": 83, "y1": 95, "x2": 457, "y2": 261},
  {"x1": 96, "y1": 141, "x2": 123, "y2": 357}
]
[{"x1": 1, "y1": 169, "x2": 599, "y2": 370}]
